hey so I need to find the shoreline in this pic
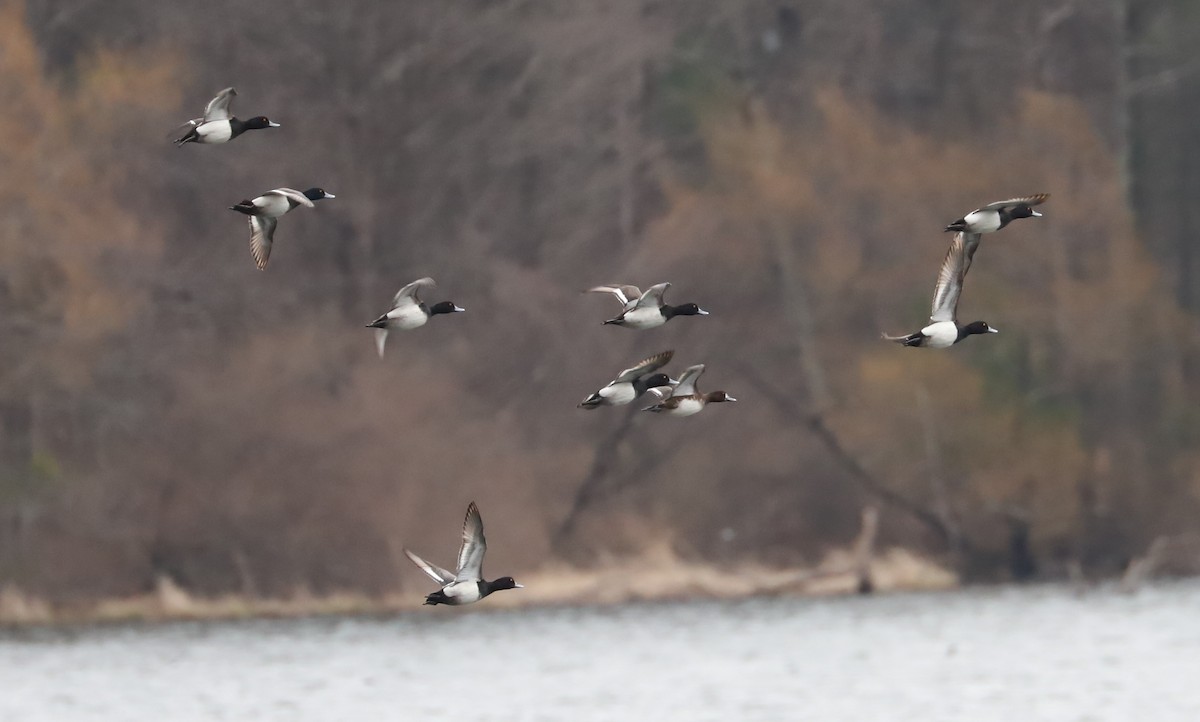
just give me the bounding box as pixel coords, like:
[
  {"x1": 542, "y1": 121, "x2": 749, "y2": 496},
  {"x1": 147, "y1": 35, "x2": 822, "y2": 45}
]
[{"x1": 0, "y1": 545, "x2": 957, "y2": 629}]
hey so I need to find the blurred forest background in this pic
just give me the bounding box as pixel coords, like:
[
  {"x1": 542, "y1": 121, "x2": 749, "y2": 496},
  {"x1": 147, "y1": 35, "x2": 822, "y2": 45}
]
[{"x1": 3, "y1": 0, "x2": 1200, "y2": 606}]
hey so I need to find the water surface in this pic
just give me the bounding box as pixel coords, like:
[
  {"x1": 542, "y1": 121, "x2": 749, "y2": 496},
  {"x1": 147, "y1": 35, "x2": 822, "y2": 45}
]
[{"x1": 2, "y1": 581, "x2": 1197, "y2": 721}]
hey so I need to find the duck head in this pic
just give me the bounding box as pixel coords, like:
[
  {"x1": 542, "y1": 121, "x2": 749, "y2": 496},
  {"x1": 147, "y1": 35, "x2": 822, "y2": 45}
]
[
  {"x1": 244, "y1": 116, "x2": 280, "y2": 130},
  {"x1": 960, "y1": 321, "x2": 999, "y2": 337},
  {"x1": 302, "y1": 187, "x2": 336, "y2": 201},
  {"x1": 665, "y1": 302, "x2": 709, "y2": 318},
  {"x1": 489, "y1": 576, "x2": 523, "y2": 592},
  {"x1": 429, "y1": 301, "x2": 465, "y2": 316}
]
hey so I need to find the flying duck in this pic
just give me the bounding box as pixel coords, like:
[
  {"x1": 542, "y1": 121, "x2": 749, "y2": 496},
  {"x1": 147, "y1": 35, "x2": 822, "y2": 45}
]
[
  {"x1": 404, "y1": 502, "x2": 523, "y2": 606},
  {"x1": 586, "y1": 282, "x2": 708, "y2": 329},
  {"x1": 228, "y1": 187, "x2": 335, "y2": 270},
  {"x1": 174, "y1": 87, "x2": 280, "y2": 146},
  {"x1": 944, "y1": 194, "x2": 1049, "y2": 234},
  {"x1": 366, "y1": 277, "x2": 464, "y2": 358},
  {"x1": 882, "y1": 231, "x2": 998, "y2": 348},
  {"x1": 642, "y1": 363, "x2": 736, "y2": 416},
  {"x1": 579, "y1": 350, "x2": 675, "y2": 409}
]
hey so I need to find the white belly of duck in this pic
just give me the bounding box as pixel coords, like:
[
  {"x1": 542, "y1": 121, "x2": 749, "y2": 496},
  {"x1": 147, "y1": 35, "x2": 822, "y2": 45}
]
[
  {"x1": 387, "y1": 305, "x2": 429, "y2": 330},
  {"x1": 253, "y1": 194, "x2": 293, "y2": 218},
  {"x1": 599, "y1": 382, "x2": 636, "y2": 406},
  {"x1": 962, "y1": 209, "x2": 1001, "y2": 233},
  {"x1": 618, "y1": 307, "x2": 666, "y2": 329},
  {"x1": 441, "y1": 580, "x2": 483, "y2": 604},
  {"x1": 920, "y1": 321, "x2": 960, "y2": 349},
  {"x1": 196, "y1": 120, "x2": 233, "y2": 144},
  {"x1": 666, "y1": 397, "x2": 705, "y2": 416}
]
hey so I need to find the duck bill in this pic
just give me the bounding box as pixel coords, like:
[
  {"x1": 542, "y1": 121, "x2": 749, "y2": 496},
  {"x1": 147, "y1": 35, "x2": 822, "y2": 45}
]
[
  {"x1": 514, "y1": 583, "x2": 525, "y2": 589},
  {"x1": 696, "y1": 308, "x2": 710, "y2": 315},
  {"x1": 987, "y1": 327, "x2": 999, "y2": 333},
  {"x1": 453, "y1": 305, "x2": 466, "y2": 312},
  {"x1": 268, "y1": 121, "x2": 281, "y2": 127},
  {"x1": 323, "y1": 192, "x2": 336, "y2": 199},
  {"x1": 1031, "y1": 210, "x2": 1043, "y2": 217},
  {"x1": 726, "y1": 396, "x2": 738, "y2": 402}
]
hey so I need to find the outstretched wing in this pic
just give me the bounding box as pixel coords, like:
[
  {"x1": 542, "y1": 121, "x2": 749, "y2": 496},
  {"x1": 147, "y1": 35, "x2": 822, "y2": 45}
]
[
  {"x1": 672, "y1": 364, "x2": 706, "y2": 397},
  {"x1": 391, "y1": 277, "x2": 436, "y2": 310},
  {"x1": 248, "y1": 216, "x2": 278, "y2": 271},
  {"x1": 404, "y1": 549, "x2": 456, "y2": 586},
  {"x1": 982, "y1": 193, "x2": 1049, "y2": 211},
  {"x1": 586, "y1": 284, "x2": 643, "y2": 309},
  {"x1": 203, "y1": 87, "x2": 237, "y2": 122},
  {"x1": 634, "y1": 282, "x2": 671, "y2": 310},
  {"x1": 455, "y1": 502, "x2": 487, "y2": 582},
  {"x1": 930, "y1": 232, "x2": 981, "y2": 322},
  {"x1": 612, "y1": 350, "x2": 674, "y2": 383}
]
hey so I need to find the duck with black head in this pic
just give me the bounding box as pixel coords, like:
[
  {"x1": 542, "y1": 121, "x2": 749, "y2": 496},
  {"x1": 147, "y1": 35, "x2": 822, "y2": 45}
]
[
  {"x1": 174, "y1": 87, "x2": 280, "y2": 146},
  {"x1": 944, "y1": 194, "x2": 1049, "y2": 234},
  {"x1": 366, "y1": 277, "x2": 464, "y2": 358},
  {"x1": 883, "y1": 231, "x2": 998, "y2": 348},
  {"x1": 228, "y1": 187, "x2": 335, "y2": 270},
  {"x1": 404, "y1": 502, "x2": 523, "y2": 606},
  {"x1": 586, "y1": 282, "x2": 708, "y2": 329},
  {"x1": 579, "y1": 350, "x2": 676, "y2": 409}
]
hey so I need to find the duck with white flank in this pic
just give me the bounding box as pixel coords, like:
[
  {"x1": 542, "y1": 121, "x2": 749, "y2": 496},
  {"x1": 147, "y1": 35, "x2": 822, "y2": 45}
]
[
  {"x1": 882, "y1": 231, "x2": 998, "y2": 348},
  {"x1": 579, "y1": 350, "x2": 676, "y2": 409},
  {"x1": 366, "y1": 277, "x2": 464, "y2": 358},
  {"x1": 944, "y1": 194, "x2": 1049, "y2": 234},
  {"x1": 228, "y1": 187, "x2": 335, "y2": 270},
  {"x1": 642, "y1": 363, "x2": 736, "y2": 416},
  {"x1": 174, "y1": 87, "x2": 279, "y2": 146},
  {"x1": 404, "y1": 502, "x2": 523, "y2": 606},
  {"x1": 587, "y1": 282, "x2": 708, "y2": 329}
]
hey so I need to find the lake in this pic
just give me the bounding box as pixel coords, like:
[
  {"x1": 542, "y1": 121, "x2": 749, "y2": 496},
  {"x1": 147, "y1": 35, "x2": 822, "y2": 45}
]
[{"x1": 2, "y1": 580, "x2": 1197, "y2": 721}]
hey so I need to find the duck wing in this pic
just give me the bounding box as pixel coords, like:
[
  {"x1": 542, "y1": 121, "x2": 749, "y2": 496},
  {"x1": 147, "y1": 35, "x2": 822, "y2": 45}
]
[
  {"x1": 391, "y1": 277, "x2": 436, "y2": 310},
  {"x1": 455, "y1": 502, "x2": 487, "y2": 582},
  {"x1": 586, "y1": 284, "x2": 642, "y2": 309},
  {"x1": 633, "y1": 282, "x2": 671, "y2": 310},
  {"x1": 644, "y1": 382, "x2": 677, "y2": 401},
  {"x1": 982, "y1": 193, "x2": 1049, "y2": 211},
  {"x1": 612, "y1": 350, "x2": 674, "y2": 383},
  {"x1": 264, "y1": 188, "x2": 315, "y2": 209},
  {"x1": 403, "y1": 549, "x2": 456, "y2": 586},
  {"x1": 203, "y1": 87, "x2": 237, "y2": 122},
  {"x1": 248, "y1": 216, "x2": 278, "y2": 271},
  {"x1": 930, "y1": 232, "x2": 981, "y2": 322},
  {"x1": 672, "y1": 364, "x2": 706, "y2": 397}
]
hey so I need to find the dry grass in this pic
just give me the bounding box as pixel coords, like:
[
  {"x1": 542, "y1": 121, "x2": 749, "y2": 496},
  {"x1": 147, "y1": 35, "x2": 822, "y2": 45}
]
[{"x1": 0, "y1": 545, "x2": 955, "y2": 627}]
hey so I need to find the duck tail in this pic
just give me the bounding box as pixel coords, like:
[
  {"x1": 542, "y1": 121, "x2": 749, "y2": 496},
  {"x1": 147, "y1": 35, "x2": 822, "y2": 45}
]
[
  {"x1": 228, "y1": 200, "x2": 256, "y2": 215},
  {"x1": 881, "y1": 331, "x2": 922, "y2": 347},
  {"x1": 578, "y1": 394, "x2": 603, "y2": 409},
  {"x1": 365, "y1": 316, "x2": 388, "y2": 329},
  {"x1": 944, "y1": 219, "x2": 967, "y2": 232}
]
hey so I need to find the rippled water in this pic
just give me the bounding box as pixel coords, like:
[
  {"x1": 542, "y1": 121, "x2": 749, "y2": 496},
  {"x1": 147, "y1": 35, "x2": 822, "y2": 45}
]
[{"x1": 2, "y1": 581, "x2": 1198, "y2": 721}]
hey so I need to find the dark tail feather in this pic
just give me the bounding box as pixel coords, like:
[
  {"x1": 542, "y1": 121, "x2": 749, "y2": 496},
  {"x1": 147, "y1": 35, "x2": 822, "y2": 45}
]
[
  {"x1": 944, "y1": 219, "x2": 967, "y2": 232},
  {"x1": 578, "y1": 394, "x2": 603, "y2": 409},
  {"x1": 229, "y1": 200, "x2": 256, "y2": 214},
  {"x1": 366, "y1": 316, "x2": 388, "y2": 329},
  {"x1": 881, "y1": 331, "x2": 923, "y2": 347}
]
